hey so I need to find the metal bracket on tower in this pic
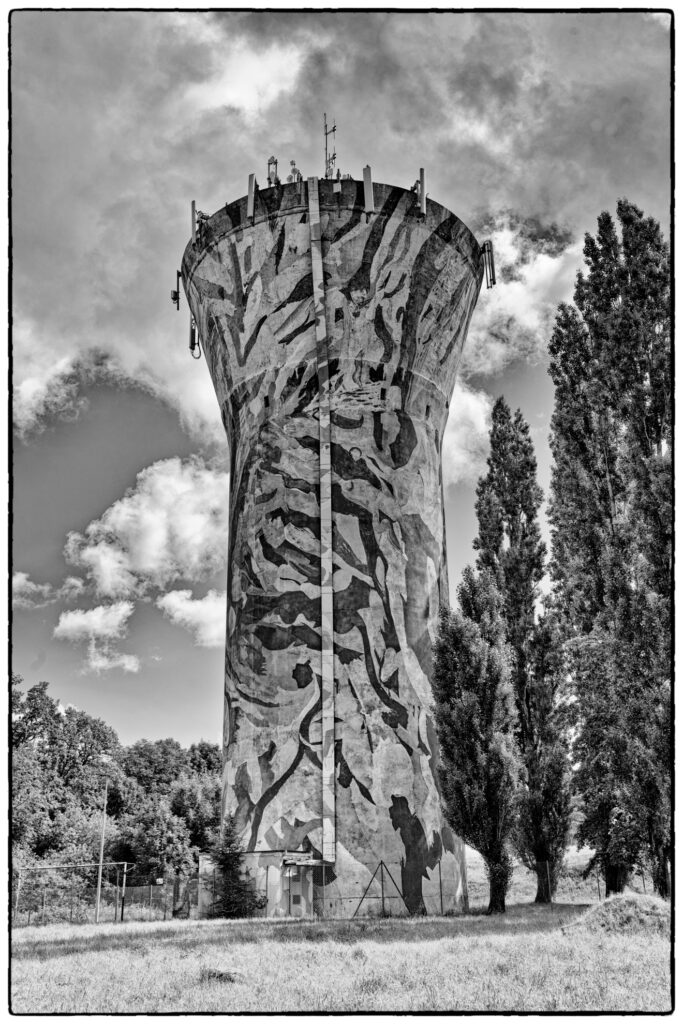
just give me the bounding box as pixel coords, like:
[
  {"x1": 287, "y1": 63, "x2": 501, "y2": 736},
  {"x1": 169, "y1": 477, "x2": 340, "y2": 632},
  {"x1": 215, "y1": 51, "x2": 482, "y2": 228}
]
[
  {"x1": 324, "y1": 113, "x2": 337, "y2": 179},
  {"x1": 267, "y1": 156, "x2": 280, "y2": 186},
  {"x1": 171, "y1": 270, "x2": 181, "y2": 309},
  {"x1": 363, "y1": 165, "x2": 374, "y2": 221},
  {"x1": 481, "y1": 240, "x2": 496, "y2": 289},
  {"x1": 247, "y1": 173, "x2": 257, "y2": 221},
  {"x1": 189, "y1": 316, "x2": 201, "y2": 359},
  {"x1": 419, "y1": 168, "x2": 426, "y2": 217}
]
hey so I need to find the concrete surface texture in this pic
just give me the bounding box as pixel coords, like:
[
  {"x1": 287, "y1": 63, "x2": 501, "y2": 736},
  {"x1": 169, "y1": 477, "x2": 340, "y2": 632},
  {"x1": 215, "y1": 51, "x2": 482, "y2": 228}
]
[{"x1": 182, "y1": 175, "x2": 483, "y2": 916}]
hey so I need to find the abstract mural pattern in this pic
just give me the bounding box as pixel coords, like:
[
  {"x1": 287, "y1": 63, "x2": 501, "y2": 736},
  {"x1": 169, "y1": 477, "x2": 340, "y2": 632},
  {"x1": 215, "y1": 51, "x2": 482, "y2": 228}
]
[{"x1": 182, "y1": 177, "x2": 483, "y2": 915}]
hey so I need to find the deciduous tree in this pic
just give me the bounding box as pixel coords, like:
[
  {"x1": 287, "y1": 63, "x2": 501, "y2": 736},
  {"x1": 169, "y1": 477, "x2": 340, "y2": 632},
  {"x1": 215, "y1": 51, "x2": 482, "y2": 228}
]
[
  {"x1": 473, "y1": 399, "x2": 572, "y2": 901},
  {"x1": 548, "y1": 199, "x2": 671, "y2": 896}
]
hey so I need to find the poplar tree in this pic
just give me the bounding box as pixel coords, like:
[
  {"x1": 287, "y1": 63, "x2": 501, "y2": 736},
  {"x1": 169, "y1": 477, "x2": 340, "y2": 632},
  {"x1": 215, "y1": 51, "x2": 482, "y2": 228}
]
[
  {"x1": 473, "y1": 398, "x2": 571, "y2": 902},
  {"x1": 548, "y1": 199, "x2": 671, "y2": 896},
  {"x1": 432, "y1": 568, "x2": 521, "y2": 914},
  {"x1": 474, "y1": 398, "x2": 546, "y2": 752}
]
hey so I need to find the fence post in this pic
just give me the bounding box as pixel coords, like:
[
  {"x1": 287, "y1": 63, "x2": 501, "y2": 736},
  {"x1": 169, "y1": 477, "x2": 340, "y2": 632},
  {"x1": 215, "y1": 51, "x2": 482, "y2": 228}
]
[
  {"x1": 438, "y1": 859, "x2": 443, "y2": 916},
  {"x1": 547, "y1": 862, "x2": 553, "y2": 914},
  {"x1": 95, "y1": 777, "x2": 109, "y2": 924},
  {"x1": 264, "y1": 865, "x2": 269, "y2": 919},
  {"x1": 149, "y1": 884, "x2": 153, "y2": 915},
  {"x1": 321, "y1": 864, "x2": 325, "y2": 920},
  {"x1": 41, "y1": 891, "x2": 46, "y2": 925},
  {"x1": 14, "y1": 870, "x2": 22, "y2": 921},
  {"x1": 115, "y1": 868, "x2": 120, "y2": 923},
  {"x1": 121, "y1": 863, "x2": 127, "y2": 923},
  {"x1": 70, "y1": 883, "x2": 74, "y2": 924},
  {"x1": 596, "y1": 871, "x2": 601, "y2": 901}
]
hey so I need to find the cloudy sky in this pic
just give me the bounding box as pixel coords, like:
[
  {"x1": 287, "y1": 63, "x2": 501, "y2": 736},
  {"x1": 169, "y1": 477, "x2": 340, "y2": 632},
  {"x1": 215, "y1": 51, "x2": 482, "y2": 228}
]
[{"x1": 11, "y1": 7, "x2": 671, "y2": 747}]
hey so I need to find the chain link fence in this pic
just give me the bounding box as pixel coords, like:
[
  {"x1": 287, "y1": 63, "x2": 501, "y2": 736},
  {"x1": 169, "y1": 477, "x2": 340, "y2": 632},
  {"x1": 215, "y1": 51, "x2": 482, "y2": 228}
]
[{"x1": 11, "y1": 864, "x2": 204, "y2": 927}]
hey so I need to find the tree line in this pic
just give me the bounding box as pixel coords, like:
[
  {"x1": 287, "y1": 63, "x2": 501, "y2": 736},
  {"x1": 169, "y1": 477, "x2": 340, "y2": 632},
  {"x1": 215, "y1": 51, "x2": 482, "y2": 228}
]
[
  {"x1": 12, "y1": 675, "x2": 223, "y2": 884},
  {"x1": 433, "y1": 199, "x2": 671, "y2": 912}
]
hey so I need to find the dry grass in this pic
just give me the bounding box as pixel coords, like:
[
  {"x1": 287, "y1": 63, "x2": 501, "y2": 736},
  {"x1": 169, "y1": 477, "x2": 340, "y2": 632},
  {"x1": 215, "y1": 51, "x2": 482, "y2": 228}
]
[
  {"x1": 11, "y1": 895, "x2": 671, "y2": 1013},
  {"x1": 565, "y1": 893, "x2": 671, "y2": 938}
]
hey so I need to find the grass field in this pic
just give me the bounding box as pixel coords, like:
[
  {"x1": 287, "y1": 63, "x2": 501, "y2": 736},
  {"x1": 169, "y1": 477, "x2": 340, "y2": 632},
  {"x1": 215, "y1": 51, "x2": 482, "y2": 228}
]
[{"x1": 11, "y1": 883, "x2": 671, "y2": 1013}]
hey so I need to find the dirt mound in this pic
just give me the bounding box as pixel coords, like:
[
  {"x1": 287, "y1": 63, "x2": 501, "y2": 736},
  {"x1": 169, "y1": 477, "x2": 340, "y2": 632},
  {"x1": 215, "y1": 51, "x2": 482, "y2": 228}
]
[{"x1": 571, "y1": 894, "x2": 670, "y2": 937}]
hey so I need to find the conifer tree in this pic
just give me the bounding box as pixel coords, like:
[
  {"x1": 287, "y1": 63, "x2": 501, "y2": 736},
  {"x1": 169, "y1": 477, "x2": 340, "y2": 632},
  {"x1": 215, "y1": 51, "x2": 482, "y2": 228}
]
[
  {"x1": 210, "y1": 819, "x2": 267, "y2": 919},
  {"x1": 548, "y1": 199, "x2": 671, "y2": 896},
  {"x1": 432, "y1": 568, "x2": 521, "y2": 913},
  {"x1": 473, "y1": 398, "x2": 571, "y2": 902}
]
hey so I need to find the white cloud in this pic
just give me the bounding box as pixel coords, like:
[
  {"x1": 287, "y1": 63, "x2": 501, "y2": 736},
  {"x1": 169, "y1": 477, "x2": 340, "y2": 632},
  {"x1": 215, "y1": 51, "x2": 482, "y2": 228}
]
[
  {"x1": 59, "y1": 576, "x2": 86, "y2": 602},
  {"x1": 12, "y1": 571, "x2": 86, "y2": 609},
  {"x1": 182, "y1": 39, "x2": 305, "y2": 119},
  {"x1": 86, "y1": 648, "x2": 140, "y2": 674},
  {"x1": 64, "y1": 457, "x2": 230, "y2": 598},
  {"x1": 156, "y1": 589, "x2": 226, "y2": 647},
  {"x1": 442, "y1": 380, "x2": 493, "y2": 488},
  {"x1": 53, "y1": 601, "x2": 135, "y2": 643},
  {"x1": 12, "y1": 571, "x2": 54, "y2": 609},
  {"x1": 53, "y1": 601, "x2": 139, "y2": 675},
  {"x1": 461, "y1": 216, "x2": 582, "y2": 379}
]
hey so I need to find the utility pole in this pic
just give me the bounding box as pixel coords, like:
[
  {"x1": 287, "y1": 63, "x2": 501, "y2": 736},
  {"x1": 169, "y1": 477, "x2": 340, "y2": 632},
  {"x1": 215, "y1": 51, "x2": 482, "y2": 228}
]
[{"x1": 95, "y1": 777, "x2": 109, "y2": 924}]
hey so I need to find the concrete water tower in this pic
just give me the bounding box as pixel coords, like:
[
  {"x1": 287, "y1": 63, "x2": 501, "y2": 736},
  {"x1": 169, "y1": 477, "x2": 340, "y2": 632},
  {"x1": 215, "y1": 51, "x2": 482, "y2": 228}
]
[{"x1": 181, "y1": 157, "x2": 491, "y2": 917}]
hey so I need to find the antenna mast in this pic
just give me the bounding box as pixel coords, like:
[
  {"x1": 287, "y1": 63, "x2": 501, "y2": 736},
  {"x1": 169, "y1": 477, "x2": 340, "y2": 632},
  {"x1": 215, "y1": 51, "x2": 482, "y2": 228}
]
[{"x1": 324, "y1": 112, "x2": 337, "y2": 179}]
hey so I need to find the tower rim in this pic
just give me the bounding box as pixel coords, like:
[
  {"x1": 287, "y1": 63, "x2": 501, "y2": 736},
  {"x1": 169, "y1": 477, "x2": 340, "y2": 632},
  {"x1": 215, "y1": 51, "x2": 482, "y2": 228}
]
[{"x1": 182, "y1": 178, "x2": 482, "y2": 287}]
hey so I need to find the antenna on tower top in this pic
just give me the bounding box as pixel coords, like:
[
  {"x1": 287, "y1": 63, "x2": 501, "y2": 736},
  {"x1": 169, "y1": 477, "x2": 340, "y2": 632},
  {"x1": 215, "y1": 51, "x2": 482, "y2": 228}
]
[{"x1": 324, "y1": 113, "x2": 337, "y2": 179}]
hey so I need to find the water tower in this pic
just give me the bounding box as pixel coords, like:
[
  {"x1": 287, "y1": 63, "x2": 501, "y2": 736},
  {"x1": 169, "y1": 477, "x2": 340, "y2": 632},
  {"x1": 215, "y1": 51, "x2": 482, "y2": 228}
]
[{"x1": 180, "y1": 155, "x2": 492, "y2": 917}]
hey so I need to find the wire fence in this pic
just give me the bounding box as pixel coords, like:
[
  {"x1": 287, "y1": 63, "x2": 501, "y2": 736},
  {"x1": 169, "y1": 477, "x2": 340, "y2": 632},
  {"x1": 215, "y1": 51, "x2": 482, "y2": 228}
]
[
  {"x1": 11, "y1": 864, "x2": 206, "y2": 928},
  {"x1": 14, "y1": 851, "x2": 635, "y2": 927}
]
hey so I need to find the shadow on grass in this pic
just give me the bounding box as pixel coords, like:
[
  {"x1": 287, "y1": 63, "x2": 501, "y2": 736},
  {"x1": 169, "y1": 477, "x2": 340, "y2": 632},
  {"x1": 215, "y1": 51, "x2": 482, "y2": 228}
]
[{"x1": 11, "y1": 902, "x2": 591, "y2": 962}]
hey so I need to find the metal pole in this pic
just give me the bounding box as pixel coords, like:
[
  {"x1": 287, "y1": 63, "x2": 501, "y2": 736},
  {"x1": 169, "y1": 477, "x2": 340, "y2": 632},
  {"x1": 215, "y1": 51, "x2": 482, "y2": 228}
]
[
  {"x1": 41, "y1": 891, "x2": 46, "y2": 925},
  {"x1": 14, "y1": 869, "x2": 22, "y2": 920},
  {"x1": 265, "y1": 865, "x2": 269, "y2": 919},
  {"x1": 115, "y1": 868, "x2": 120, "y2": 922},
  {"x1": 288, "y1": 867, "x2": 292, "y2": 917},
  {"x1": 121, "y1": 863, "x2": 127, "y2": 922},
  {"x1": 380, "y1": 862, "x2": 385, "y2": 916},
  {"x1": 547, "y1": 862, "x2": 553, "y2": 913},
  {"x1": 596, "y1": 871, "x2": 601, "y2": 901},
  {"x1": 321, "y1": 865, "x2": 325, "y2": 920},
  {"x1": 95, "y1": 777, "x2": 109, "y2": 924},
  {"x1": 438, "y1": 859, "x2": 443, "y2": 916}
]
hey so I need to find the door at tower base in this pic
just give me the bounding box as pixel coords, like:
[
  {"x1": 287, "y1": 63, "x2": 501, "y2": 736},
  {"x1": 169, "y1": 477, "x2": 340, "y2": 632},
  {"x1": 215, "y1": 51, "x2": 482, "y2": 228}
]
[{"x1": 182, "y1": 177, "x2": 483, "y2": 917}]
